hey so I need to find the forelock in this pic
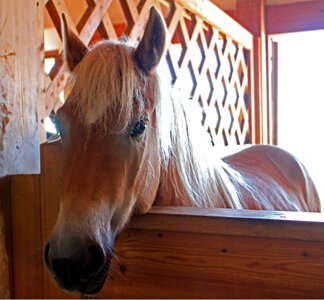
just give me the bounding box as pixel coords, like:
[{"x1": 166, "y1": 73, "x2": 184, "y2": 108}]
[{"x1": 66, "y1": 39, "x2": 146, "y2": 133}]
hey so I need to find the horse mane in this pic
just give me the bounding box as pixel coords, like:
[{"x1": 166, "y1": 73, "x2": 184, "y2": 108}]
[
  {"x1": 66, "y1": 38, "x2": 251, "y2": 209},
  {"x1": 154, "y1": 73, "x2": 248, "y2": 209},
  {"x1": 68, "y1": 39, "x2": 146, "y2": 134}
]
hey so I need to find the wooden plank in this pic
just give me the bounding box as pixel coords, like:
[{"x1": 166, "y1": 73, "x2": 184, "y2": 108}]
[
  {"x1": 0, "y1": 0, "x2": 43, "y2": 176},
  {"x1": 236, "y1": 0, "x2": 267, "y2": 144},
  {"x1": 42, "y1": 68, "x2": 69, "y2": 121},
  {"x1": 248, "y1": 42, "x2": 256, "y2": 144},
  {"x1": 79, "y1": 0, "x2": 112, "y2": 45},
  {"x1": 95, "y1": 0, "x2": 118, "y2": 40},
  {"x1": 101, "y1": 227, "x2": 324, "y2": 298},
  {"x1": 95, "y1": 207, "x2": 324, "y2": 299},
  {"x1": 38, "y1": 0, "x2": 46, "y2": 144},
  {"x1": 131, "y1": 206, "x2": 324, "y2": 241},
  {"x1": 0, "y1": 177, "x2": 11, "y2": 298},
  {"x1": 46, "y1": 0, "x2": 78, "y2": 35},
  {"x1": 174, "y1": 0, "x2": 253, "y2": 50},
  {"x1": 266, "y1": 0, "x2": 324, "y2": 35},
  {"x1": 9, "y1": 175, "x2": 44, "y2": 298},
  {"x1": 129, "y1": 0, "x2": 157, "y2": 40},
  {"x1": 269, "y1": 39, "x2": 278, "y2": 145}
]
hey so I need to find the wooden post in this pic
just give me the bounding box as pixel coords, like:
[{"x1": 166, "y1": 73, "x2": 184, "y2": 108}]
[
  {"x1": 0, "y1": 0, "x2": 44, "y2": 176},
  {"x1": 0, "y1": 178, "x2": 11, "y2": 299},
  {"x1": 235, "y1": 0, "x2": 268, "y2": 144}
]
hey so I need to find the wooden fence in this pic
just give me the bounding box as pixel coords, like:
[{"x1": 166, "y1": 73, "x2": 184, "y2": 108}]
[
  {"x1": 2, "y1": 142, "x2": 324, "y2": 299},
  {"x1": 43, "y1": 0, "x2": 255, "y2": 146}
]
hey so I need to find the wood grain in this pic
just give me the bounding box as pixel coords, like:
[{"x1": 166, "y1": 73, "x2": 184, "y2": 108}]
[
  {"x1": 98, "y1": 211, "x2": 324, "y2": 299},
  {"x1": 177, "y1": 0, "x2": 253, "y2": 50},
  {"x1": 0, "y1": 0, "x2": 43, "y2": 176},
  {"x1": 9, "y1": 175, "x2": 44, "y2": 298},
  {"x1": 236, "y1": 0, "x2": 267, "y2": 144},
  {"x1": 0, "y1": 178, "x2": 11, "y2": 298}
]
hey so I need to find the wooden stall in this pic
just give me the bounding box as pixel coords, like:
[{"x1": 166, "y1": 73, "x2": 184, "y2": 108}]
[
  {"x1": 1, "y1": 0, "x2": 324, "y2": 299},
  {"x1": 1, "y1": 142, "x2": 323, "y2": 299},
  {"x1": 0, "y1": 0, "x2": 43, "y2": 176}
]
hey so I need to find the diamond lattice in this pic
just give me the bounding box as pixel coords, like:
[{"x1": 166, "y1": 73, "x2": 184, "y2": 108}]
[{"x1": 43, "y1": 0, "x2": 254, "y2": 147}]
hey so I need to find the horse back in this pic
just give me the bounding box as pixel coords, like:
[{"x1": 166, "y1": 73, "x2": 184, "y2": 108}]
[{"x1": 224, "y1": 145, "x2": 321, "y2": 212}]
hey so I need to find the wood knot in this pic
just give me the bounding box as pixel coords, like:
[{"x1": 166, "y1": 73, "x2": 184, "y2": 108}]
[{"x1": 119, "y1": 264, "x2": 127, "y2": 273}]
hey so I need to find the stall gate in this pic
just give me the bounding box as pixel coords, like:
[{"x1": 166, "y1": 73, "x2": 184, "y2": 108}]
[{"x1": 5, "y1": 142, "x2": 324, "y2": 299}]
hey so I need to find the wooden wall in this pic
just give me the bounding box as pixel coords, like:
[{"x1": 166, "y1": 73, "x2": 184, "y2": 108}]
[
  {"x1": 0, "y1": 0, "x2": 44, "y2": 176},
  {"x1": 0, "y1": 178, "x2": 10, "y2": 298},
  {"x1": 102, "y1": 207, "x2": 324, "y2": 299},
  {"x1": 2, "y1": 143, "x2": 324, "y2": 299}
]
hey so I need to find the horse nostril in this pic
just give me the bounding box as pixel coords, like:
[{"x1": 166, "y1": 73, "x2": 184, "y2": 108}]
[
  {"x1": 44, "y1": 242, "x2": 50, "y2": 267},
  {"x1": 43, "y1": 239, "x2": 107, "y2": 292}
]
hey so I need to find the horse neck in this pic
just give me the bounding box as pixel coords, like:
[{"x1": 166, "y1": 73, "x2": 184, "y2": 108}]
[{"x1": 155, "y1": 93, "x2": 243, "y2": 209}]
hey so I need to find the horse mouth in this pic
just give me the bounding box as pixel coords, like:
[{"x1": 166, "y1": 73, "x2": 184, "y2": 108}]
[
  {"x1": 78, "y1": 260, "x2": 110, "y2": 294},
  {"x1": 54, "y1": 258, "x2": 111, "y2": 295}
]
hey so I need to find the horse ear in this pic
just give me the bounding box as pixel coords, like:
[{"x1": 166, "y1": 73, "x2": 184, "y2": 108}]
[
  {"x1": 61, "y1": 13, "x2": 88, "y2": 71},
  {"x1": 134, "y1": 6, "x2": 167, "y2": 74}
]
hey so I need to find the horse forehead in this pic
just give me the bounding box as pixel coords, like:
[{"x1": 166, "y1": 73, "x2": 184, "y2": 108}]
[{"x1": 85, "y1": 40, "x2": 134, "y2": 64}]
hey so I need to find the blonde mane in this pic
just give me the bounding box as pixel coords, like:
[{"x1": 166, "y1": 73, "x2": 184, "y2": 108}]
[
  {"x1": 153, "y1": 73, "x2": 248, "y2": 209},
  {"x1": 66, "y1": 38, "x2": 249, "y2": 209},
  {"x1": 68, "y1": 39, "x2": 146, "y2": 133}
]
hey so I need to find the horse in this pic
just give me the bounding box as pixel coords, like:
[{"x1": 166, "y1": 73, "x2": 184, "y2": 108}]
[{"x1": 44, "y1": 6, "x2": 321, "y2": 295}]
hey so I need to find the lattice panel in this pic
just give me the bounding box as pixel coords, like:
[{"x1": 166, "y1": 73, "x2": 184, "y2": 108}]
[
  {"x1": 160, "y1": 1, "x2": 252, "y2": 146},
  {"x1": 43, "y1": 0, "x2": 254, "y2": 146}
]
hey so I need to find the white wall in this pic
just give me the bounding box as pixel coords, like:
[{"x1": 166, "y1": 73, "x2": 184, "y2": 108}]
[{"x1": 274, "y1": 30, "x2": 324, "y2": 205}]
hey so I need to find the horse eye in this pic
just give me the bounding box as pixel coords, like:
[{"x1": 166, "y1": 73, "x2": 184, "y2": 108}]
[{"x1": 130, "y1": 119, "x2": 147, "y2": 137}]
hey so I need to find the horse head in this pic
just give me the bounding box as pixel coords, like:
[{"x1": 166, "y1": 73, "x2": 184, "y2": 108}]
[{"x1": 44, "y1": 6, "x2": 167, "y2": 294}]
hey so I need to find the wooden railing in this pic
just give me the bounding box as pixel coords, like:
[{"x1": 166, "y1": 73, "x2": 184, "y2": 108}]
[
  {"x1": 43, "y1": 0, "x2": 255, "y2": 146},
  {"x1": 2, "y1": 143, "x2": 324, "y2": 298},
  {"x1": 102, "y1": 207, "x2": 324, "y2": 299}
]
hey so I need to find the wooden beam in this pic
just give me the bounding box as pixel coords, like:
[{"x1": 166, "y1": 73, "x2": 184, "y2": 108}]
[
  {"x1": 0, "y1": 177, "x2": 11, "y2": 298},
  {"x1": 0, "y1": 0, "x2": 43, "y2": 176},
  {"x1": 97, "y1": 206, "x2": 324, "y2": 299},
  {"x1": 9, "y1": 175, "x2": 44, "y2": 298},
  {"x1": 267, "y1": 0, "x2": 324, "y2": 35},
  {"x1": 175, "y1": 0, "x2": 253, "y2": 50},
  {"x1": 235, "y1": 0, "x2": 268, "y2": 144}
]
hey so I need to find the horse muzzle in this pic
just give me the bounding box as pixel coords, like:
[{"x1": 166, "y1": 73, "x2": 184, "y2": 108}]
[{"x1": 44, "y1": 238, "x2": 112, "y2": 294}]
